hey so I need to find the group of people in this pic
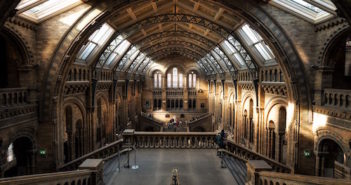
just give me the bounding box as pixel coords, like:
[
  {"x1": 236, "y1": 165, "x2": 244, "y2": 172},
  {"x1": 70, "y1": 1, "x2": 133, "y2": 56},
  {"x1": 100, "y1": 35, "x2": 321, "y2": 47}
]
[
  {"x1": 215, "y1": 130, "x2": 227, "y2": 149},
  {"x1": 166, "y1": 119, "x2": 186, "y2": 129}
]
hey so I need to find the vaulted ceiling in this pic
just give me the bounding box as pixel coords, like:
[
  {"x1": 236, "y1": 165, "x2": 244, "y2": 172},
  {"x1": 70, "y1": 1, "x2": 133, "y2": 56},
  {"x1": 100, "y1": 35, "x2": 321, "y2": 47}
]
[{"x1": 13, "y1": 0, "x2": 338, "y2": 76}]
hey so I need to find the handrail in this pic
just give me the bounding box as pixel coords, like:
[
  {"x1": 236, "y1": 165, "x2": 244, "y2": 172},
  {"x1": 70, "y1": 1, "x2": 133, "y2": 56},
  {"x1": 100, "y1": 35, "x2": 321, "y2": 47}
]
[
  {"x1": 226, "y1": 139, "x2": 291, "y2": 173},
  {"x1": 135, "y1": 131, "x2": 216, "y2": 136},
  {"x1": 219, "y1": 149, "x2": 247, "y2": 163},
  {"x1": 134, "y1": 132, "x2": 217, "y2": 149},
  {"x1": 140, "y1": 113, "x2": 164, "y2": 126},
  {"x1": 59, "y1": 139, "x2": 124, "y2": 171},
  {"x1": 0, "y1": 170, "x2": 92, "y2": 185},
  {"x1": 188, "y1": 113, "x2": 211, "y2": 125},
  {"x1": 258, "y1": 171, "x2": 351, "y2": 185}
]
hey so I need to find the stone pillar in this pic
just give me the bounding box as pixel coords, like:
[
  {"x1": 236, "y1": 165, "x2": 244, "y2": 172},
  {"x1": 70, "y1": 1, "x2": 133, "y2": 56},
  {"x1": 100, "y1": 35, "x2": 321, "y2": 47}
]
[
  {"x1": 246, "y1": 160, "x2": 272, "y2": 185},
  {"x1": 79, "y1": 159, "x2": 104, "y2": 185},
  {"x1": 162, "y1": 75, "x2": 167, "y2": 110}
]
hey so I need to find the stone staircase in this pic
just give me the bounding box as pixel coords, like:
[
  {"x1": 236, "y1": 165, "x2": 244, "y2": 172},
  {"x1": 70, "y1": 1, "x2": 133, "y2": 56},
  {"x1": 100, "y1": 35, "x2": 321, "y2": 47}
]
[{"x1": 222, "y1": 154, "x2": 247, "y2": 185}]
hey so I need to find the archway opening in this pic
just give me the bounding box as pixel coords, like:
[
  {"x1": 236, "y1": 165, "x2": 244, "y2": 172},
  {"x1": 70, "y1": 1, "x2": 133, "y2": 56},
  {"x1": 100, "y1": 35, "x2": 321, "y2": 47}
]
[
  {"x1": 4, "y1": 137, "x2": 34, "y2": 177},
  {"x1": 318, "y1": 139, "x2": 344, "y2": 177}
]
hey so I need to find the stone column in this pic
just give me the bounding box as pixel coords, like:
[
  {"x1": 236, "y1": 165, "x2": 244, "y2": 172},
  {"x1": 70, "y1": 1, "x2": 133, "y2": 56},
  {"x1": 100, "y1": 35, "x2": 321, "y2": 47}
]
[{"x1": 162, "y1": 75, "x2": 167, "y2": 110}]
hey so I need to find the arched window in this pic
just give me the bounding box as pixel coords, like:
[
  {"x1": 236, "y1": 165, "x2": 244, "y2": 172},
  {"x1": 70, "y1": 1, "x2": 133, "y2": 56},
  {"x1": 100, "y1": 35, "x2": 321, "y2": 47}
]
[
  {"x1": 167, "y1": 73, "x2": 171, "y2": 88},
  {"x1": 172, "y1": 67, "x2": 178, "y2": 88},
  {"x1": 154, "y1": 72, "x2": 162, "y2": 88},
  {"x1": 188, "y1": 72, "x2": 197, "y2": 88},
  {"x1": 179, "y1": 73, "x2": 183, "y2": 88},
  {"x1": 167, "y1": 67, "x2": 182, "y2": 88}
]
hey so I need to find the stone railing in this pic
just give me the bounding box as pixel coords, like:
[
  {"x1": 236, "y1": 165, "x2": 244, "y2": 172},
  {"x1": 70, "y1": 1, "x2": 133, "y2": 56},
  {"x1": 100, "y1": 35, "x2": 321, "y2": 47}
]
[
  {"x1": 0, "y1": 159, "x2": 104, "y2": 185},
  {"x1": 226, "y1": 140, "x2": 291, "y2": 173},
  {"x1": 260, "y1": 65, "x2": 284, "y2": 82},
  {"x1": 152, "y1": 89, "x2": 162, "y2": 97},
  {"x1": 59, "y1": 139, "x2": 124, "y2": 171},
  {"x1": 0, "y1": 88, "x2": 29, "y2": 107},
  {"x1": 188, "y1": 89, "x2": 197, "y2": 97},
  {"x1": 324, "y1": 88, "x2": 351, "y2": 110},
  {"x1": 335, "y1": 161, "x2": 351, "y2": 179},
  {"x1": 0, "y1": 88, "x2": 37, "y2": 121},
  {"x1": 134, "y1": 132, "x2": 217, "y2": 149},
  {"x1": 166, "y1": 89, "x2": 184, "y2": 97},
  {"x1": 258, "y1": 172, "x2": 351, "y2": 185}
]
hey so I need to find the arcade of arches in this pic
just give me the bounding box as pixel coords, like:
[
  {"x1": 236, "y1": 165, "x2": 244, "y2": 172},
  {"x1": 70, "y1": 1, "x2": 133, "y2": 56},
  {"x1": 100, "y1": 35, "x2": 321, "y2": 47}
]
[{"x1": 0, "y1": 0, "x2": 351, "y2": 183}]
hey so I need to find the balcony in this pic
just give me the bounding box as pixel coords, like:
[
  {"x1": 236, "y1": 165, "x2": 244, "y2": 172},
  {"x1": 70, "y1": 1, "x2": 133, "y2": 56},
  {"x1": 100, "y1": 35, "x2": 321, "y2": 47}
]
[
  {"x1": 0, "y1": 88, "x2": 37, "y2": 125},
  {"x1": 323, "y1": 88, "x2": 351, "y2": 111}
]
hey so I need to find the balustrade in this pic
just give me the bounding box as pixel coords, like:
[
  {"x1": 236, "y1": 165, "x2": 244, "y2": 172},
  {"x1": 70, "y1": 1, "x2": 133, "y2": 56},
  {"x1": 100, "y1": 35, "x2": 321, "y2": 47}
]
[
  {"x1": 188, "y1": 89, "x2": 197, "y2": 97},
  {"x1": 152, "y1": 89, "x2": 162, "y2": 96},
  {"x1": 59, "y1": 139, "x2": 124, "y2": 171},
  {"x1": 335, "y1": 161, "x2": 351, "y2": 179},
  {"x1": 324, "y1": 89, "x2": 351, "y2": 110},
  {"x1": 256, "y1": 171, "x2": 351, "y2": 185},
  {"x1": 0, "y1": 170, "x2": 92, "y2": 185},
  {"x1": 166, "y1": 89, "x2": 184, "y2": 97},
  {"x1": 260, "y1": 65, "x2": 284, "y2": 82},
  {"x1": 226, "y1": 140, "x2": 291, "y2": 173},
  {"x1": 134, "y1": 132, "x2": 216, "y2": 149},
  {"x1": 0, "y1": 88, "x2": 29, "y2": 107}
]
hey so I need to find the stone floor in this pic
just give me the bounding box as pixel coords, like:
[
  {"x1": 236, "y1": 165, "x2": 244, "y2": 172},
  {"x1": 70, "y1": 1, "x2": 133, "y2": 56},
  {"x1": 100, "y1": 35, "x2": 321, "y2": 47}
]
[{"x1": 104, "y1": 149, "x2": 237, "y2": 185}]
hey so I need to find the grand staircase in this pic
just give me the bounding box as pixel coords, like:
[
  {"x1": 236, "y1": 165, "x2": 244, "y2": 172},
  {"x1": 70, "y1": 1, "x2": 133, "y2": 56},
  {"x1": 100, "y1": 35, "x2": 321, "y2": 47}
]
[{"x1": 222, "y1": 154, "x2": 247, "y2": 185}]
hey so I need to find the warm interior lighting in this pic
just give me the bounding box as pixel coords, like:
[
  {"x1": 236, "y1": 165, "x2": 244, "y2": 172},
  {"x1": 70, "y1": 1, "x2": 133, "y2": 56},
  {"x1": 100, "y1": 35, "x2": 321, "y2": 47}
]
[
  {"x1": 59, "y1": 5, "x2": 90, "y2": 26},
  {"x1": 76, "y1": 9, "x2": 102, "y2": 31},
  {"x1": 19, "y1": 0, "x2": 83, "y2": 23},
  {"x1": 286, "y1": 102, "x2": 295, "y2": 131},
  {"x1": 312, "y1": 112, "x2": 327, "y2": 133},
  {"x1": 7, "y1": 143, "x2": 14, "y2": 162}
]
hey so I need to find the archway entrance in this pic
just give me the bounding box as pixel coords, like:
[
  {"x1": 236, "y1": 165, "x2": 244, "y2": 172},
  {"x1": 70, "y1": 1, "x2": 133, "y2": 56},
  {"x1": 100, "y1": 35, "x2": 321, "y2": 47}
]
[
  {"x1": 4, "y1": 137, "x2": 34, "y2": 177},
  {"x1": 317, "y1": 139, "x2": 344, "y2": 177}
]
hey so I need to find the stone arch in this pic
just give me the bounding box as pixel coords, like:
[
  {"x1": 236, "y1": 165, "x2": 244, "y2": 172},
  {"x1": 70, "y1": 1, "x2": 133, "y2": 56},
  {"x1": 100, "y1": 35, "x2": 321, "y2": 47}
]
[
  {"x1": 3, "y1": 24, "x2": 34, "y2": 65},
  {"x1": 318, "y1": 21, "x2": 350, "y2": 66},
  {"x1": 314, "y1": 130, "x2": 349, "y2": 155},
  {"x1": 41, "y1": 0, "x2": 309, "y2": 127},
  {"x1": 264, "y1": 97, "x2": 289, "y2": 130},
  {"x1": 5, "y1": 131, "x2": 36, "y2": 177}
]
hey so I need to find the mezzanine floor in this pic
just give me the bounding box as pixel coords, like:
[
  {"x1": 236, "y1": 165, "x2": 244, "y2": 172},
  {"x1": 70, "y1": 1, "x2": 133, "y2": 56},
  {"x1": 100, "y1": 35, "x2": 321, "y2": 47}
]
[{"x1": 104, "y1": 149, "x2": 237, "y2": 185}]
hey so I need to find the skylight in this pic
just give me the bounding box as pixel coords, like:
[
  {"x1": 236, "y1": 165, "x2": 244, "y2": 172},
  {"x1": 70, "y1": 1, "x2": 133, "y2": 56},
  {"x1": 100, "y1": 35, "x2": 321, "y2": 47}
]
[
  {"x1": 239, "y1": 24, "x2": 275, "y2": 62},
  {"x1": 221, "y1": 39, "x2": 245, "y2": 66},
  {"x1": 76, "y1": 23, "x2": 114, "y2": 62},
  {"x1": 17, "y1": 0, "x2": 83, "y2": 23},
  {"x1": 103, "y1": 39, "x2": 131, "y2": 66},
  {"x1": 271, "y1": 0, "x2": 336, "y2": 23}
]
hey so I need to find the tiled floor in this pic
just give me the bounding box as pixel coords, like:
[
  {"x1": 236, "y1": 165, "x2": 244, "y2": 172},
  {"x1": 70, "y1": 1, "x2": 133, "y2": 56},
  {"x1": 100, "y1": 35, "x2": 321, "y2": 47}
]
[{"x1": 104, "y1": 149, "x2": 236, "y2": 185}]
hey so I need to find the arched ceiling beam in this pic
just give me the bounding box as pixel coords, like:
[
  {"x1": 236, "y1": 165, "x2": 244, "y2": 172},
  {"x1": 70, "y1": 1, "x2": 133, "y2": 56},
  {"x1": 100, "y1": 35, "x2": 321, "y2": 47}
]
[
  {"x1": 148, "y1": 47, "x2": 203, "y2": 60},
  {"x1": 212, "y1": 47, "x2": 237, "y2": 72},
  {"x1": 134, "y1": 31, "x2": 216, "y2": 49},
  {"x1": 139, "y1": 37, "x2": 211, "y2": 52},
  {"x1": 141, "y1": 40, "x2": 208, "y2": 56},
  {"x1": 118, "y1": 14, "x2": 232, "y2": 39}
]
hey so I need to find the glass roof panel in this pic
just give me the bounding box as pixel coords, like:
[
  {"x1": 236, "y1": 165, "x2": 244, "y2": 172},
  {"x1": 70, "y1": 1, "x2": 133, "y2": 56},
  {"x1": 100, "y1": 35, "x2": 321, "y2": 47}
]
[
  {"x1": 291, "y1": 0, "x2": 323, "y2": 13},
  {"x1": 76, "y1": 23, "x2": 114, "y2": 63},
  {"x1": 19, "y1": 0, "x2": 82, "y2": 22},
  {"x1": 239, "y1": 24, "x2": 276, "y2": 63},
  {"x1": 271, "y1": 0, "x2": 336, "y2": 23}
]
